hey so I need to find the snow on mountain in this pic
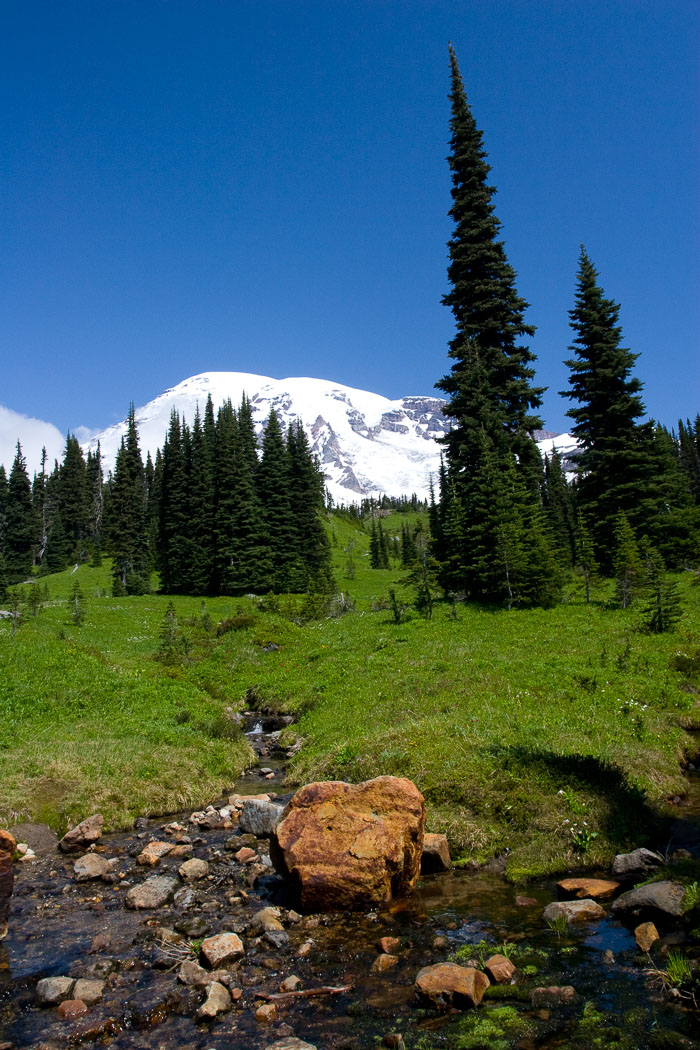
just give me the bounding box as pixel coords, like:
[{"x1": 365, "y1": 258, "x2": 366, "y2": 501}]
[
  {"x1": 82, "y1": 371, "x2": 575, "y2": 504},
  {"x1": 83, "y1": 372, "x2": 450, "y2": 504}
]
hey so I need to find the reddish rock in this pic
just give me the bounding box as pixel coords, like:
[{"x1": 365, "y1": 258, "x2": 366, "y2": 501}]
[
  {"x1": 635, "y1": 921, "x2": 660, "y2": 951},
  {"x1": 557, "y1": 877, "x2": 619, "y2": 900},
  {"x1": 531, "y1": 986, "x2": 576, "y2": 1007},
  {"x1": 0, "y1": 829, "x2": 16, "y2": 939},
  {"x1": 137, "y1": 841, "x2": 175, "y2": 867},
  {"x1": 484, "y1": 953, "x2": 516, "y2": 983},
  {"x1": 414, "y1": 963, "x2": 490, "y2": 1010},
  {"x1": 57, "y1": 999, "x2": 89, "y2": 1020},
  {"x1": 201, "y1": 931, "x2": 245, "y2": 968},
  {"x1": 235, "y1": 847, "x2": 257, "y2": 864},
  {"x1": 420, "y1": 833, "x2": 452, "y2": 874},
  {"x1": 377, "y1": 936, "x2": 401, "y2": 954},
  {"x1": 270, "y1": 776, "x2": 425, "y2": 911},
  {"x1": 371, "y1": 953, "x2": 398, "y2": 972},
  {"x1": 515, "y1": 894, "x2": 538, "y2": 907},
  {"x1": 58, "y1": 814, "x2": 103, "y2": 853}
]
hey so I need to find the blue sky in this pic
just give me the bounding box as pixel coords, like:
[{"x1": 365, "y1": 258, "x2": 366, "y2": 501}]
[{"x1": 2, "y1": 0, "x2": 698, "y2": 437}]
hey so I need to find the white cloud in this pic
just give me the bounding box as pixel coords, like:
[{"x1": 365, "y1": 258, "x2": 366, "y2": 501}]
[{"x1": 0, "y1": 405, "x2": 66, "y2": 476}]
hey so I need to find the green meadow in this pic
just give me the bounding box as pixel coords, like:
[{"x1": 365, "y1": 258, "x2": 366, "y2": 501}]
[{"x1": 1, "y1": 511, "x2": 698, "y2": 880}]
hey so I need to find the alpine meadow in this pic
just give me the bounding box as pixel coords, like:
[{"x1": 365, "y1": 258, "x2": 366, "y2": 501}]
[{"x1": 1, "y1": 45, "x2": 699, "y2": 887}]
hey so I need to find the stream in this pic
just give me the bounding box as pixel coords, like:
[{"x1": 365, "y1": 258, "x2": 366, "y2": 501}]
[{"x1": 0, "y1": 718, "x2": 698, "y2": 1050}]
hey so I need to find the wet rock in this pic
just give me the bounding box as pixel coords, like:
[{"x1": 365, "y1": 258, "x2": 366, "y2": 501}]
[
  {"x1": 515, "y1": 894, "x2": 538, "y2": 907},
  {"x1": 176, "y1": 915, "x2": 211, "y2": 938},
  {"x1": 57, "y1": 998, "x2": 89, "y2": 1020},
  {"x1": 256, "y1": 1001, "x2": 278, "y2": 1023},
  {"x1": 0, "y1": 829, "x2": 15, "y2": 939},
  {"x1": 74, "y1": 853, "x2": 111, "y2": 882},
  {"x1": 271, "y1": 776, "x2": 425, "y2": 911},
  {"x1": 602, "y1": 950, "x2": 616, "y2": 965},
  {"x1": 196, "y1": 980, "x2": 231, "y2": 1020},
  {"x1": 531, "y1": 986, "x2": 576, "y2": 1006},
  {"x1": 178, "y1": 960, "x2": 211, "y2": 986},
  {"x1": 372, "y1": 953, "x2": 398, "y2": 973},
  {"x1": 414, "y1": 962, "x2": 490, "y2": 1010},
  {"x1": 420, "y1": 833, "x2": 451, "y2": 874},
  {"x1": 235, "y1": 846, "x2": 258, "y2": 864},
  {"x1": 378, "y1": 936, "x2": 401, "y2": 954},
  {"x1": 36, "y1": 976, "x2": 76, "y2": 1005},
  {"x1": 542, "y1": 899, "x2": 605, "y2": 925},
  {"x1": 125, "y1": 874, "x2": 180, "y2": 909},
  {"x1": 72, "y1": 979, "x2": 106, "y2": 1005},
  {"x1": 611, "y1": 848, "x2": 664, "y2": 877},
  {"x1": 557, "y1": 877, "x2": 619, "y2": 900},
  {"x1": 484, "y1": 954, "x2": 516, "y2": 983},
  {"x1": 265, "y1": 928, "x2": 290, "y2": 949},
  {"x1": 635, "y1": 921, "x2": 660, "y2": 951},
  {"x1": 279, "y1": 975, "x2": 303, "y2": 992},
  {"x1": 249, "y1": 906, "x2": 285, "y2": 932},
  {"x1": 239, "y1": 799, "x2": 284, "y2": 837},
  {"x1": 137, "y1": 841, "x2": 175, "y2": 866},
  {"x1": 178, "y1": 857, "x2": 209, "y2": 881},
  {"x1": 58, "y1": 813, "x2": 104, "y2": 853},
  {"x1": 173, "y1": 886, "x2": 197, "y2": 909},
  {"x1": 201, "y1": 931, "x2": 245, "y2": 968},
  {"x1": 612, "y1": 881, "x2": 685, "y2": 921},
  {"x1": 122, "y1": 981, "x2": 178, "y2": 1026},
  {"x1": 265, "y1": 1041, "x2": 317, "y2": 1050},
  {"x1": 296, "y1": 938, "x2": 314, "y2": 957}
]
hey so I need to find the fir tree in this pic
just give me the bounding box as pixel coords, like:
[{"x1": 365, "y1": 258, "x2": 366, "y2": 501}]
[
  {"x1": 108, "y1": 407, "x2": 150, "y2": 595},
  {"x1": 543, "y1": 450, "x2": 576, "y2": 568},
  {"x1": 639, "y1": 540, "x2": 682, "y2": 633},
  {"x1": 287, "y1": 421, "x2": 334, "y2": 592},
  {"x1": 612, "y1": 513, "x2": 641, "y2": 610},
  {"x1": 5, "y1": 443, "x2": 38, "y2": 583},
  {"x1": 562, "y1": 247, "x2": 652, "y2": 564},
  {"x1": 257, "y1": 409, "x2": 295, "y2": 592}
]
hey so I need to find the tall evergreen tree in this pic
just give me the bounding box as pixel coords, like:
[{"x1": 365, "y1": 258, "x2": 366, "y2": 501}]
[
  {"x1": 5, "y1": 443, "x2": 38, "y2": 583},
  {"x1": 257, "y1": 409, "x2": 295, "y2": 592},
  {"x1": 108, "y1": 407, "x2": 150, "y2": 595},
  {"x1": 435, "y1": 46, "x2": 549, "y2": 604},
  {"x1": 287, "y1": 421, "x2": 334, "y2": 592},
  {"x1": 561, "y1": 247, "x2": 652, "y2": 563}
]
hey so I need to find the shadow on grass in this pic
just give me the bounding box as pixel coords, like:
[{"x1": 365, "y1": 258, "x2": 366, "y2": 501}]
[{"x1": 495, "y1": 746, "x2": 665, "y2": 847}]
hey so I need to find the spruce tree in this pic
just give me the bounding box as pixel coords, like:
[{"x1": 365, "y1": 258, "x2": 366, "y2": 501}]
[
  {"x1": 5, "y1": 443, "x2": 38, "y2": 583},
  {"x1": 257, "y1": 409, "x2": 295, "y2": 592},
  {"x1": 287, "y1": 421, "x2": 334, "y2": 592},
  {"x1": 612, "y1": 513, "x2": 641, "y2": 610},
  {"x1": 562, "y1": 247, "x2": 652, "y2": 563},
  {"x1": 435, "y1": 46, "x2": 548, "y2": 604},
  {"x1": 108, "y1": 407, "x2": 150, "y2": 595}
]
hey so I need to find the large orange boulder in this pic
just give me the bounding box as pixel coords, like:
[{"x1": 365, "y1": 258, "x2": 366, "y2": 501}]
[
  {"x1": 270, "y1": 776, "x2": 425, "y2": 911},
  {"x1": 1, "y1": 829, "x2": 16, "y2": 939}
]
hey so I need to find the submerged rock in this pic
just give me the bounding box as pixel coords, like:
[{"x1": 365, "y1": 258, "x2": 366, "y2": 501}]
[{"x1": 270, "y1": 775, "x2": 425, "y2": 910}]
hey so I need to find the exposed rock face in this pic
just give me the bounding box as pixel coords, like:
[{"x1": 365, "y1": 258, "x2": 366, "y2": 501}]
[
  {"x1": 611, "y1": 881, "x2": 686, "y2": 921},
  {"x1": 414, "y1": 963, "x2": 490, "y2": 1010},
  {"x1": 270, "y1": 776, "x2": 425, "y2": 911},
  {"x1": 58, "y1": 814, "x2": 104, "y2": 853},
  {"x1": 0, "y1": 828, "x2": 16, "y2": 938},
  {"x1": 420, "y1": 833, "x2": 452, "y2": 874},
  {"x1": 542, "y1": 899, "x2": 605, "y2": 925}
]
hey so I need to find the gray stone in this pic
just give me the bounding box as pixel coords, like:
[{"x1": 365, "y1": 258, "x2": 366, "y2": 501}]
[
  {"x1": 9, "y1": 823, "x2": 58, "y2": 855},
  {"x1": 58, "y1": 814, "x2": 104, "y2": 853},
  {"x1": 248, "y1": 906, "x2": 285, "y2": 932},
  {"x1": 543, "y1": 899, "x2": 605, "y2": 925},
  {"x1": 195, "y1": 980, "x2": 231, "y2": 1020},
  {"x1": 125, "y1": 875, "x2": 180, "y2": 910},
  {"x1": 74, "y1": 853, "x2": 111, "y2": 882},
  {"x1": 421, "y1": 833, "x2": 452, "y2": 874},
  {"x1": 72, "y1": 979, "x2": 105, "y2": 1005},
  {"x1": 611, "y1": 880, "x2": 686, "y2": 920},
  {"x1": 264, "y1": 928, "x2": 290, "y2": 949},
  {"x1": 238, "y1": 799, "x2": 284, "y2": 837},
  {"x1": 611, "y1": 848, "x2": 664, "y2": 877},
  {"x1": 36, "y1": 977, "x2": 75, "y2": 1005}
]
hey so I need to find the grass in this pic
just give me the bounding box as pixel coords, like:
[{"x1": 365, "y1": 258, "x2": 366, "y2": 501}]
[{"x1": 1, "y1": 513, "x2": 698, "y2": 877}]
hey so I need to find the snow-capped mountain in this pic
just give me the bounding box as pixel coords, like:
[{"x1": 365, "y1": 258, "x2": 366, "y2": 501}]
[{"x1": 82, "y1": 371, "x2": 576, "y2": 504}]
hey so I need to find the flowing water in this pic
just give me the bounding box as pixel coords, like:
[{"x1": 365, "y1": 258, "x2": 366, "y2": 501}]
[{"x1": 1, "y1": 726, "x2": 698, "y2": 1050}]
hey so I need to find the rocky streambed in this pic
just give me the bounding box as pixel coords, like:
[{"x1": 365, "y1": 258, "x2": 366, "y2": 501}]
[{"x1": 1, "y1": 724, "x2": 699, "y2": 1050}]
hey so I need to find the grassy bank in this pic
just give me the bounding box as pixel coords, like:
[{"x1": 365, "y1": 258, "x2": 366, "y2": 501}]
[{"x1": 1, "y1": 513, "x2": 698, "y2": 878}]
